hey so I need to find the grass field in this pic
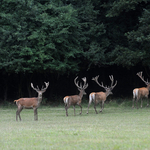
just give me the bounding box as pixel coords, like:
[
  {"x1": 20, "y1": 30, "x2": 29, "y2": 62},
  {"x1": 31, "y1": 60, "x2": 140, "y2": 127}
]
[{"x1": 1, "y1": 101, "x2": 150, "y2": 150}]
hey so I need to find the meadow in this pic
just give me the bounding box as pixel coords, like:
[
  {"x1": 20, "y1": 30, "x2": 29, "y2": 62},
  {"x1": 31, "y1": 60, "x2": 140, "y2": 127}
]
[{"x1": 1, "y1": 100, "x2": 150, "y2": 150}]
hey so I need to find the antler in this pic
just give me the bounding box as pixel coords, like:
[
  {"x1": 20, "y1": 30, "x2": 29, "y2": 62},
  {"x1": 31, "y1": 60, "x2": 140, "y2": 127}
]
[
  {"x1": 109, "y1": 75, "x2": 117, "y2": 90},
  {"x1": 74, "y1": 76, "x2": 88, "y2": 90},
  {"x1": 82, "y1": 77, "x2": 88, "y2": 89},
  {"x1": 31, "y1": 82, "x2": 49, "y2": 92},
  {"x1": 92, "y1": 75, "x2": 107, "y2": 89},
  {"x1": 31, "y1": 83, "x2": 39, "y2": 92},
  {"x1": 41, "y1": 82, "x2": 49, "y2": 91},
  {"x1": 92, "y1": 75, "x2": 117, "y2": 91},
  {"x1": 137, "y1": 72, "x2": 149, "y2": 85}
]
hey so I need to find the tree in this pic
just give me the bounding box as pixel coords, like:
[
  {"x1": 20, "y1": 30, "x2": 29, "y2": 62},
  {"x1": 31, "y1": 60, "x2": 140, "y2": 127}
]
[
  {"x1": 0, "y1": 0, "x2": 84, "y2": 100},
  {"x1": 103, "y1": 0, "x2": 149, "y2": 68},
  {"x1": 126, "y1": 8, "x2": 150, "y2": 68},
  {"x1": 65, "y1": 0, "x2": 110, "y2": 69},
  {"x1": 0, "y1": 0, "x2": 83, "y2": 75}
]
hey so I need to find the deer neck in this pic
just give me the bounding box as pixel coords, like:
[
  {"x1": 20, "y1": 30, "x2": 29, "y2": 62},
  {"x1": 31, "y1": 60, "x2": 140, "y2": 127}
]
[
  {"x1": 147, "y1": 84, "x2": 150, "y2": 90},
  {"x1": 105, "y1": 92, "x2": 109, "y2": 97},
  {"x1": 37, "y1": 94, "x2": 43, "y2": 105},
  {"x1": 79, "y1": 91, "x2": 84, "y2": 99},
  {"x1": 105, "y1": 91, "x2": 111, "y2": 97}
]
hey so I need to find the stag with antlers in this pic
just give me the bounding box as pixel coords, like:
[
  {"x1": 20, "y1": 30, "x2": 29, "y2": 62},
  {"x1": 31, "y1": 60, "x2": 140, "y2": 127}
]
[
  {"x1": 14, "y1": 82, "x2": 49, "y2": 121},
  {"x1": 87, "y1": 75, "x2": 117, "y2": 114},
  {"x1": 132, "y1": 72, "x2": 150, "y2": 109},
  {"x1": 63, "y1": 77, "x2": 88, "y2": 116}
]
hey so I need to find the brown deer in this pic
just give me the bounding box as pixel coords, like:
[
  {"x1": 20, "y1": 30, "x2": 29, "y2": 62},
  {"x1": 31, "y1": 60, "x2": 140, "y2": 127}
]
[
  {"x1": 14, "y1": 82, "x2": 49, "y2": 121},
  {"x1": 63, "y1": 77, "x2": 88, "y2": 116},
  {"x1": 87, "y1": 75, "x2": 117, "y2": 114},
  {"x1": 132, "y1": 72, "x2": 150, "y2": 109}
]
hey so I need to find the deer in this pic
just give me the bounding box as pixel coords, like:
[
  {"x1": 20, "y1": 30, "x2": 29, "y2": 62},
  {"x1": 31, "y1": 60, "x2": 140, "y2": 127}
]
[
  {"x1": 87, "y1": 75, "x2": 117, "y2": 114},
  {"x1": 132, "y1": 72, "x2": 150, "y2": 109},
  {"x1": 14, "y1": 82, "x2": 49, "y2": 121},
  {"x1": 63, "y1": 76, "x2": 88, "y2": 116}
]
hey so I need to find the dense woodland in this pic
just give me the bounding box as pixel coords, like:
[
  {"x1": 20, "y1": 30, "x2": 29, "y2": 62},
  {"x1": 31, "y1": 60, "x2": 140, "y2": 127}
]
[{"x1": 0, "y1": 0, "x2": 150, "y2": 104}]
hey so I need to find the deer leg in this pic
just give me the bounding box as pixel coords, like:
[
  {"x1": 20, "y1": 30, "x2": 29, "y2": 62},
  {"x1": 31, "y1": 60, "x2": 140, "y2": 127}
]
[
  {"x1": 18, "y1": 107, "x2": 23, "y2": 121},
  {"x1": 73, "y1": 106, "x2": 75, "y2": 116},
  {"x1": 136, "y1": 98, "x2": 139, "y2": 109},
  {"x1": 146, "y1": 96, "x2": 149, "y2": 107},
  {"x1": 65, "y1": 105, "x2": 68, "y2": 116},
  {"x1": 16, "y1": 111, "x2": 18, "y2": 121},
  {"x1": 132, "y1": 98, "x2": 135, "y2": 108},
  {"x1": 16, "y1": 109, "x2": 19, "y2": 121},
  {"x1": 78, "y1": 104, "x2": 82, "y2": 115},
  {"x1": 94, "y1": 103, "x2": 98, "y2": 114},
  {"x1": 87, "y1": 101, "x2": 92, "y2": 114},
  {"x1": 16, "y1": 107, "x2": 23, "y2": 121},
  {"x1": 141, "y1": 98, "x2": 143, "y2": 108},
  {"x1": 100, "y1": 101, "x2": 104, "y2": 112},
  {"x1": 87, "y1": 104, "x2": 90, "y2": 114},
  {"x1": 65, "y1": 107, "x2": 68, "y2": 116},
  {"x1": 147, "y1": 98, "x2": 149, "y2": 107},
  {"x1": 65, "y1": 104, "x2": 70, "y2": 116},
  {"x1": 34, "y1": 108, "x2": 38, "y2": 121},
  {"x1": 87, "y1": 95, "x2": 94, "y2": 114}
]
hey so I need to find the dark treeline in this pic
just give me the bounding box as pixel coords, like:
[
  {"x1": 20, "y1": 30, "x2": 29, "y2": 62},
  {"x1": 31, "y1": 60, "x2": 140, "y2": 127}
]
[{"x1": 0, "y1": 0, "x2": 150, "y2": 103}]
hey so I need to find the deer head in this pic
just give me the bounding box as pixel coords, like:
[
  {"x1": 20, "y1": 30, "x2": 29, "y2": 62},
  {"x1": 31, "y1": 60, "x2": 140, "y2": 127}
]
[
  {"x1": 74, "y1": 76, "x2": 88, "y2": 95},
  {"x1": 31, "y1": 82, "x2": 49, "y2": 98},
  {"x1": 92, "y1": 75, "x2": 117, "y2": 95}
]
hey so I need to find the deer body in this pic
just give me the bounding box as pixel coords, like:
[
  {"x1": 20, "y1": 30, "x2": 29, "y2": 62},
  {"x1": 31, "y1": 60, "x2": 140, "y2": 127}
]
[
  {"x1": 64, "y1": 77, "x2": 88, "y2": 116},
  {"x1": 14, "y1": 82, "x2": 49, "y2": 121},
  {"x1": 87, "y1": 75, "x2": 117, "y2": 114},
  {"x1": 87, "y1": 91, "x2": 112, "y2": 114},
  {"x1": 132, "y1": 85, "x2": 150, "y2": 108},
  {"x1": 95, "y1": 92, "x2": 108, "y2": 101},
  {"x1": 14, "y1": 97, "x2": 41, "y2": 109},
  {"x1": 132, "y1": 72, "x2": 150, "y2": 109},
  {"x1": 64, "y1": 95, "x2": 82, "y2": 106},
  {"x1": 64, "y1": 94, "x2": 83, "y2": 116}
]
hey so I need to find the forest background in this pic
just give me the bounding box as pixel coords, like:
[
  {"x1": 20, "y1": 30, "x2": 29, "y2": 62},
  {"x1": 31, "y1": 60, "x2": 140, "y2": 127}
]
[{"x1": 0, "y1": 0, "x2": 150, "y2": 104}]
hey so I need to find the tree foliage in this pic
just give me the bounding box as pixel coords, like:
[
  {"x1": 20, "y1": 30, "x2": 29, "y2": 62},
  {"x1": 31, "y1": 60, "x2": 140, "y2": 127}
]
[
  {"x1": 126, "y1": 8, "x2": 150, "y2": 67},
  {"x1": 104, "y1": 0, "x2": 150, "y2": 68},
  {"x1": 1, "y1": 0, "x2": 150, "y2": 73},
  {"x1": 0, "y1": 0, "x2": 150, "y2": 100},
  {"x1": 0, "y1": 0, "x2": 83, "y2": 74}
]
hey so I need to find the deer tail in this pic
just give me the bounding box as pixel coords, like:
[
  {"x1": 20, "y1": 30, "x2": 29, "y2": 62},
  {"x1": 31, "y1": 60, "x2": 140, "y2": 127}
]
[
  {"x1": 14, "y1": 99, "x2": 20, "y2": 103},
  {"x1": 89, "y1": 92, "x2": 95, "y2": 104},
  {"x1": 63, "y1": 96, "x2": 69, "y2": 106},
  {"x1": 133, "y1": 89, "x2": 139, "y2": 99}
]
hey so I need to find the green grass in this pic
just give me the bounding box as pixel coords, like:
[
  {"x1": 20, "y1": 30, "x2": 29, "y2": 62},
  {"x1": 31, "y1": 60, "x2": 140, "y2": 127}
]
[{"x1": 1, "y1": 101, "x2": 150, "y2": 150}]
